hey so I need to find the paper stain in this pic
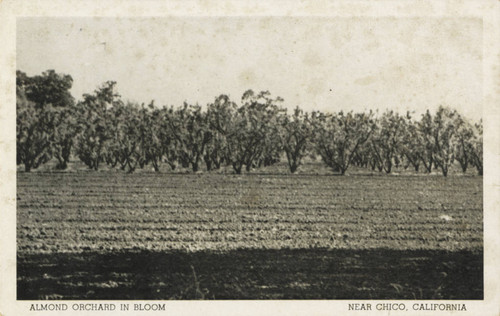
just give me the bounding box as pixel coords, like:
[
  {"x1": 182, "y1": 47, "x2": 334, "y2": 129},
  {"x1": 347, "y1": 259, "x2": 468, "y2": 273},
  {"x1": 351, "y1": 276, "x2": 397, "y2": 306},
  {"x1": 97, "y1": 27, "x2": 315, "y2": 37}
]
[
  {"x1": 302, "y1": 51, "x2": 323, "y2": 67},
  {"x1": 305, "y1": 78, "x2": 326, "y2": 96},
  {"x1": 354, "y1": 76, "x2": 376, "y2": 86},
  {"x1": 238, "y1": 69, "x2": 257, "y2": 86},
  {"x1": 134, "y1": 50, "x2": 145, "y2": 60}
]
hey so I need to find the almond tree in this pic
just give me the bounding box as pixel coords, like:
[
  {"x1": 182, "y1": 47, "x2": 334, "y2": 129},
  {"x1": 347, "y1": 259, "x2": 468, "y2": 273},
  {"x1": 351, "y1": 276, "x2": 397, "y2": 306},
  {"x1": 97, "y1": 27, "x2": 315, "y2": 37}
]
[
  {"x1": 312, "y1": 111, "x2": 374, "y2": 175},
  {"x1": 205, "y1": 95, "x2": 237, "y2": 171},
  {"x1": 435, "y1": 108, "x2": 456, "y2": 176},
  {"x1": 413, "y1": 106, "x2": 462, "y2": 177},
  {"x1": 109, "y1": 102, "x2": 146, "y2": 173},
  {"x1": 167, "y1": 103, "x2": 212, "y2": 172},
  {"x1": 16, "y1": 92, "x2": 54, "y2": 172},
  {"x1": 157, "y1": 106, "x2": 181, "y2": 170},
  {"x1": 16, "y1": 70, "x2": 76, "y2": 171},
  {"x1": 417, "y1": 110, "x2": 437, "y2": 173},
  {"x1": 469, "y1": 120, "x2": 483, "y2": 175},
  {"x1": 142, "y1": 103, "x2": 165, "y2": 172},
  {"x1": 225, "y1": 90, "x2": 284, "y2": 174},
  {"x1": 51, "y1": 105, "x2": 78, "y2": 170},
  {"x1": 369, "y1": 111, "x2": 406, "y2": 173},
  {"x1": 75, "y1": 81, "x2": 120, "y2": 170},
  {"x1": 452, "y1": 115, "x2": 475, "y2": 173},
  {"x1": 351, "y1": 142, "x2": 373, "y2": 169},
  {"x1": 399, "y1": 113, "x2": 422, "y2": 172},
  {"x1": 278, "y1": 107, "x2": 312, "y2": 173}
]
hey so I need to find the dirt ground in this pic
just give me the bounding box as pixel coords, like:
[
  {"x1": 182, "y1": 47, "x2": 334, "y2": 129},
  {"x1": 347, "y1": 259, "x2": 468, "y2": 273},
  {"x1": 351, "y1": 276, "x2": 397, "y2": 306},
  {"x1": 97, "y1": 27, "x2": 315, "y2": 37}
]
[{"x1": 17, "y1": 169, "x2": 483, "y2": 299}]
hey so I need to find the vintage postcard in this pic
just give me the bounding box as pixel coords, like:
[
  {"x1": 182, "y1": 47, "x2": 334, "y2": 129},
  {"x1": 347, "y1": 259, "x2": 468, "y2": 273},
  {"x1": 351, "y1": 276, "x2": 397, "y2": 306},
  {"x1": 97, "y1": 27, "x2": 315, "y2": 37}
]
[{"x1": 1, "y1": 0, "x2": 499, "y2": 315}]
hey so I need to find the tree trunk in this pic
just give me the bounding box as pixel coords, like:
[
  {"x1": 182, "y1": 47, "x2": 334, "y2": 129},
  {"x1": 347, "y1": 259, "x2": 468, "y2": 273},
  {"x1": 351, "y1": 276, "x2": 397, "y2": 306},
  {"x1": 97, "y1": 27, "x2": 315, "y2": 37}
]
[
  {"x1": 56, "y1": 159, "x2": 68, "y2": 170},
  {"x1": 204, "y1": 154, "x2": 212, "y2": 171},
  {"x1": 127, "y1": 160, "x2": 137, "y2": 173},
  {"x1": 192, "y1": 162, "x2": 199, "y2": 172},
  {"x1": 214, "y1": 160, "x2": 221, "y2": 170},
  {"x1": 384, "y1": 161, "x2": 392, "y2": 174},
  {"x1": 460, "y1": 161, "x2": 468, "y2": 173},
  {"x1": 232, "y1": 162, "x2": 242, "y2": 174},
  {"x1": 151, "y1": 158, "x2": 160, "y2": 172},
  {"x1": 168, "y1": 161, "x2": 177, "y2": 170}
]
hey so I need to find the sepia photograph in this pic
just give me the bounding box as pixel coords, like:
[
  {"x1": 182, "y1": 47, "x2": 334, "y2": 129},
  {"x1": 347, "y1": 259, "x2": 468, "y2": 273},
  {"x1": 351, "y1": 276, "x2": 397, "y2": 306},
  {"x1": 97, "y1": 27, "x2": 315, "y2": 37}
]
[
  {"x1": 14, "y1": 16, "x2": 484, "y2": 301},
  {"x1": 1, "y1": 1, "x2": 499, "y2": 315}
]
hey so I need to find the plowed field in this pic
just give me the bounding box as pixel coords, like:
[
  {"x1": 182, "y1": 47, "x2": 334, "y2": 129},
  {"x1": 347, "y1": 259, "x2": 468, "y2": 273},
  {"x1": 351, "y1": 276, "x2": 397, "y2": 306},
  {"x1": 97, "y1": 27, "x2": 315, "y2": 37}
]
[{"x1": 17, "y1": 171, "x2": 483, "y2": 299}]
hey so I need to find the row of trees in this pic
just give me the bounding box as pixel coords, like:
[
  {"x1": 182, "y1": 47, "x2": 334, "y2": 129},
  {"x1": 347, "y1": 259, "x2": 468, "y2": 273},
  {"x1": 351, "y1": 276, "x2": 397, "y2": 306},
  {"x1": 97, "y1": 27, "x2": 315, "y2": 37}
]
[{"x1": 16, "y1": 70, "x2": 483, "y2": 176}]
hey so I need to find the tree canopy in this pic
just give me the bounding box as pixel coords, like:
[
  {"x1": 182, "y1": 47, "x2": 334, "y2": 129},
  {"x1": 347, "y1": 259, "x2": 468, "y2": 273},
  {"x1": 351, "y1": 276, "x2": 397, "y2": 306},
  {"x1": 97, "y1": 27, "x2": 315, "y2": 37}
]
[{"x1": 16, "y1": 69, "x2": 483, "y2": 176}]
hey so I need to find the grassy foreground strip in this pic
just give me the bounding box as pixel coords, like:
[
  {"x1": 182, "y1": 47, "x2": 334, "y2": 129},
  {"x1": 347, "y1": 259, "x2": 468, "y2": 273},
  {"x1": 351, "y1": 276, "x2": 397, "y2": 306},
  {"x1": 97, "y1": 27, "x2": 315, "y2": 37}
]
[{"x1": 18, "y1": 248, "x2": 482, "y2": 300}]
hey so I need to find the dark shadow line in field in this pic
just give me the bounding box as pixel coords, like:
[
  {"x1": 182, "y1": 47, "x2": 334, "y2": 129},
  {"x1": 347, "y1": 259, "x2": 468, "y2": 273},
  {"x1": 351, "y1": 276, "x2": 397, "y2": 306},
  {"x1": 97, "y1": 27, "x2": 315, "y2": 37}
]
[
  {"x1": 17, "y1": 248, "x2": 483, "y2": 300},
  {"x1": 17, "y1": 169, "x2": 483, "y2": 179}
]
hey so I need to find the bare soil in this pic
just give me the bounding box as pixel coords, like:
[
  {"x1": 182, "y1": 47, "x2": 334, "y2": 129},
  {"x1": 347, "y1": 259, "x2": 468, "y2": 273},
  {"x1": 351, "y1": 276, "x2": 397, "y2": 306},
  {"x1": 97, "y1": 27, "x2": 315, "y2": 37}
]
[{"x1": 17, "y1": 168, "x2": 483, "y2": 299}]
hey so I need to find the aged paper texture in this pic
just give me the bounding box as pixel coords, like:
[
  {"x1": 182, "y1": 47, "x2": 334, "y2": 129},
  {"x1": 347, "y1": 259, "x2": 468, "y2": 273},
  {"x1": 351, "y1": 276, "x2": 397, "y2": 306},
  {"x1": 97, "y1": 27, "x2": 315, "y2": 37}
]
[{"x1": 1, "y1": 0, "x2": 499, "y2": 315}]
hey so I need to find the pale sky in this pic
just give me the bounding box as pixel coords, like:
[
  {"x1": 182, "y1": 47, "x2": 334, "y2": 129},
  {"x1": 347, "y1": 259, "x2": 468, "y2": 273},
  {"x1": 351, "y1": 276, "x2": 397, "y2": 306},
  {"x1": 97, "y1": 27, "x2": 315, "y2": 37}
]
[{"x1": 17, "y1": 17, "x2": 482, "y2": 121}]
